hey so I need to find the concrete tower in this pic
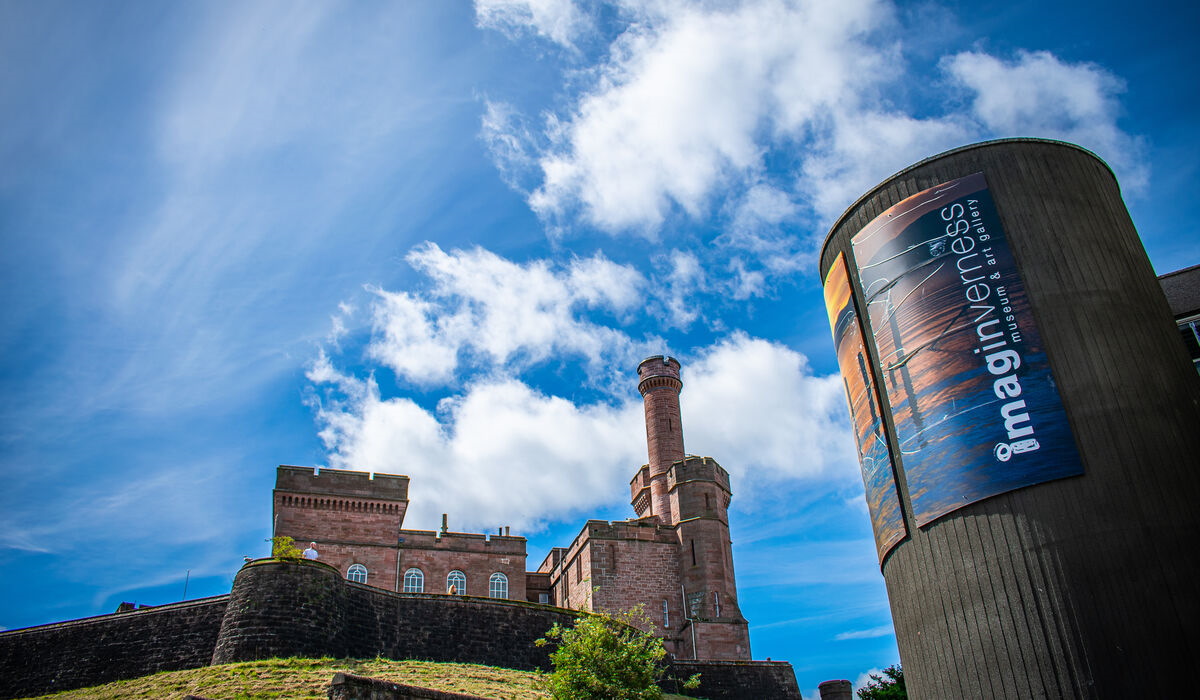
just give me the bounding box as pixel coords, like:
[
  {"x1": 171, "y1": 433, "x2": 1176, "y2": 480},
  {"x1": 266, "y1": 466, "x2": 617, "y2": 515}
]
[
  {"x1": 631, "y1": 355, "x2": 751, "y2": 660},
  {"x1": 820, "y1": 139, "x2": 1200, "y2": 698}
]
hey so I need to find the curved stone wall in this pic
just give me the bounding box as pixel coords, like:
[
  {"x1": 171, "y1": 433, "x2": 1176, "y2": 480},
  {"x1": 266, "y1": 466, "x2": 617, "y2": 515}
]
[{"x1": 211, "y1": 558, "x2": 580, "y2": 669}]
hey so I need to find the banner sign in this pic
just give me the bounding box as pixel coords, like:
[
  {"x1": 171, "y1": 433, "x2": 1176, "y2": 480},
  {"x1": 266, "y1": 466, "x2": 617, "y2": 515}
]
[
  {"x1": 824, "y1": 253, "x2": 906, "y2": 560},
  {"x1": 850, "y1": 172, "x2": 1082, "y2": 526}
]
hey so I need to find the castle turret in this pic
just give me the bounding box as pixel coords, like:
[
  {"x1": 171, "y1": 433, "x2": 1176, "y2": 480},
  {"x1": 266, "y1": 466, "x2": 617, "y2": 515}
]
[
  {"x1": 630, "y1": 356, "x2": 751, "y2": 660},
  {"x1": 633, "y1": 356, "x2": 684, "y2": 523}
]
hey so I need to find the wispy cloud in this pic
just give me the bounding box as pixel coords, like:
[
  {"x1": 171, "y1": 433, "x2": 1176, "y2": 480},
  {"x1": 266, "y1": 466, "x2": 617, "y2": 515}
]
[
  {"x1": 836, "y1": 624, "x2": 895, "y2": 641},
  {"x1": 475, "y1": 0, "x2": 592, "y2": 48}
]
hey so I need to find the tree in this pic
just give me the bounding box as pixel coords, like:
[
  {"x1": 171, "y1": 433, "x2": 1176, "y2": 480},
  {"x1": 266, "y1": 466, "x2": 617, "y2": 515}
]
[
  {"x1": 857, "y1": 664, "x2": 906, "y2": 700},
  {"x1": 536, "y1": 606, "x2": 697, "y2": 700}
]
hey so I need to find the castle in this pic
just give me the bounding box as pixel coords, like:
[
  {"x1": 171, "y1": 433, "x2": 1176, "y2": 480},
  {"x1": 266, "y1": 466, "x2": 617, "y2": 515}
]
[
  {"x1": 274, "y1": 355, "x2": 751, "y2": 660},
  {"x1": 0, "y1": 354, "x2": 803, "y2": 700}
]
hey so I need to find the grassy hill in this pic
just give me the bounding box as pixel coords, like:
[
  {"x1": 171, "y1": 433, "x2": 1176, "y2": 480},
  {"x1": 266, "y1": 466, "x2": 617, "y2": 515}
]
[{"x1": 24, "y1": 657, "x2": 698, "y2": 699}]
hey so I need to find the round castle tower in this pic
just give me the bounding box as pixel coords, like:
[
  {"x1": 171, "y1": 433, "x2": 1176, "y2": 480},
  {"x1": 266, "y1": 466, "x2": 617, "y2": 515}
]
[
  {"x1": 636, "y1": 355, "x2": 685, "y2": 523},
  {"x1": 631, "y1": 355, "x2": 751, "y2": 660}
]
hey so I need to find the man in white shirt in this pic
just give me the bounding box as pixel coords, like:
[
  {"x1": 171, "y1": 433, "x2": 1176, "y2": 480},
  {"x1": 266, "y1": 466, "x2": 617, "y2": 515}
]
[{"x1": 303, "y1": 542, "x2": 318, "y2": 560}]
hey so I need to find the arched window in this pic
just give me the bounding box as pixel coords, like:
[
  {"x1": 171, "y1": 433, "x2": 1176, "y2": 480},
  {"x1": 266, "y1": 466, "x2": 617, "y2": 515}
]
[
  {"x1": 346, "y1": 564, "x2": 368, "y2": 584},
  {"x1": 489, "y1": 572, "x2": 508, "y2": 599},
  {"x1": 403, "y1": 568, "x2": 424, "y2": 593},
  {"x1": 446, "y1": 570, "x2": 466, "y2": 595}
]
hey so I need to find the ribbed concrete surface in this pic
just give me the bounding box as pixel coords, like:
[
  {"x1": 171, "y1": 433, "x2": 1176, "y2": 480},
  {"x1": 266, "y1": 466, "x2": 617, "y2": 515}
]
[{"x1": 820, "y1": 139, "x2": 1200, "y2": 699}]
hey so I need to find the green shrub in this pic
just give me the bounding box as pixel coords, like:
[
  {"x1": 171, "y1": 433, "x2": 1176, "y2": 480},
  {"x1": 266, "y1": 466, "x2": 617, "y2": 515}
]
[
  {"x1": 537, "y1": 606, "x2": 698, "y2": 700},
  {"x1": 271, "y1": 535, "x2": 303, "y2": 561}
]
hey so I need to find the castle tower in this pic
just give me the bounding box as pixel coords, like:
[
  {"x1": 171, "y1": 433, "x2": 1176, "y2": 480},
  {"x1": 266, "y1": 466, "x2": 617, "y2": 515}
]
[
  {"x1": 632, "y1": 356, "x2": 684, "y2": 522},
  {"x1": 273, "y1": 465, "x2": 409, "y2": 590},
  {"x1": 630, "y1": 355, "x2": 751, "y2": 660}
]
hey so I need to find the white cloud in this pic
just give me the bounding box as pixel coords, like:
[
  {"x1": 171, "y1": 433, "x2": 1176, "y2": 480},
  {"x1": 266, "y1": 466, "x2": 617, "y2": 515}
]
[
  {"x1": 944, "y1": 49, "x2": 1147, "y2": 189},
  {"x1": 308, "y1": 363, "x2": 645, "y2": 532},
  {"x1": 309, "y1": 278, "x2": 856, "y2": 531},
  {"x1": 475, "y1": 0, "x2": 591, "y2": 48},
  {"x1": 798, "y1": 109, "x2": 972, "y2": 224},
  {"x1": 485, "y1": 0, "x2": 1149, "y2": 280},
  {"x1": 521, "y1": 0, "x2": 899, "y2": 232},
  {"x1": 682, "y1": 333, "x2": 856, "y2": 483},
  {"x1": 364, "y1": 243, "x2": 651, "y2": 387}
]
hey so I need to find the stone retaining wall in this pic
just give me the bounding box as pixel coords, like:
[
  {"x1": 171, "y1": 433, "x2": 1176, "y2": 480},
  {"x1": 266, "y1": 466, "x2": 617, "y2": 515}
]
[
  {"x1": 0, "y1": 560, "x2": 801, "y2": 699},
  {"x1": 0, "y1": 596, "x2": 229, "y2": 699}
]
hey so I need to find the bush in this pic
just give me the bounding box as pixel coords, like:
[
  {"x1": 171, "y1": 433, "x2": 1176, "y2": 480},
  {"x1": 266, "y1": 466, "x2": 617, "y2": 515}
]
[
  {"x1": 271, "y1": 535, "x2": 303, "y2": 562},
  {"x1": 536, "y1": 606, "x2": 696, "y2": 700}
]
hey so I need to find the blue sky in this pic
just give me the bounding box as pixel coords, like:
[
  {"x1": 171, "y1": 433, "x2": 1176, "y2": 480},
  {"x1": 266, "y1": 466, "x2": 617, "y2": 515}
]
[{"x1": 1, "y1": 0, "x2": 1197, "y2": 694}]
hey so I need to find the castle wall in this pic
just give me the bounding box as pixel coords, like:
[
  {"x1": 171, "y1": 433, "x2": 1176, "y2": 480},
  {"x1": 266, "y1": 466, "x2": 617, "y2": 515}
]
[
  {"x1": 211, "y1": 559, "x2": 575, "y2": 670},
  {"x1": 537, "y1": 519, "x2": 686, "y2": 654},
  {"x1": 587, "y1": 521, "x2": 683, "y2": 639},
  {"x1": 0, "y1": 560, "x2": 798, "y2": 700},
  {"x1": 0, "y1": 596, "x2": 229, "y2": 699},
  {"x1": 274, "y1": 466, "x2": 410, "y2": 591},
  {"x1": 396, "y1": 530, "x2": 527, "y2": 600}
]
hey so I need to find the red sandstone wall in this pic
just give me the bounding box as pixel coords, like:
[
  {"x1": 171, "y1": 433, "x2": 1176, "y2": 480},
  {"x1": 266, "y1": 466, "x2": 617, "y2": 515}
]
[
  {"x1": 273, "y1": 466, "x2": 411, "y2": 592},
  {"x1": 397, "y1": 531, "x2": 527, "y2": 600},
  {"x1": 539, "y1": 519, "x2": 686, "y2": 655}
]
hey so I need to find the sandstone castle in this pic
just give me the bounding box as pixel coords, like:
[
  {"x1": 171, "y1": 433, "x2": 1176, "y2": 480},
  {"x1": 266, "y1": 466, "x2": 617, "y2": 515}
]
[{"x1": 274, "y1": 355, "x2": 751, "y2": 660}]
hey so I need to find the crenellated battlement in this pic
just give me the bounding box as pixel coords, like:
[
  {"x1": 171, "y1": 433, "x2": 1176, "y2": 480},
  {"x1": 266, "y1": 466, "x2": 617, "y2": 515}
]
[
  {"x1": 275, "y1": 465, "x2": 410, "y2": 501},
  {"x1": 398, "y1": 529, "x2": 527, "y2": 555},
  {"x1": 668, "y1": 456, "x2": 731, "y2": 495}
]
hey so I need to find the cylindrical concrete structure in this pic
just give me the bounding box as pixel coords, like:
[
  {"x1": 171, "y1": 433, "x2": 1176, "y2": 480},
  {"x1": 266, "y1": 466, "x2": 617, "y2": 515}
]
[
  {"x1": 818, "y1": 679, "x2": 853, "y2": 700},
  {"x1": 820, "y1": 139, "x2": 1200, "y2": 698},
  {"x1": 638, "y1": 355, "x2": 685, "y2": 524}
]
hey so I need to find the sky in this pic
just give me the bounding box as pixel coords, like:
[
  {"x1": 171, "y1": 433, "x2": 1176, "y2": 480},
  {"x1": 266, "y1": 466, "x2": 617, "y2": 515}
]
[{"x1": 1, "y1": 0, "x2": 1197, "y2": 695}]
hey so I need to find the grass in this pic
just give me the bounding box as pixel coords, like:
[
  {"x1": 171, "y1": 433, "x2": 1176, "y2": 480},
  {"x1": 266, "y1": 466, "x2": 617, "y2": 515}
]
[{"x1": 24, "y1": 657, "x2": 698, "y2": 699}]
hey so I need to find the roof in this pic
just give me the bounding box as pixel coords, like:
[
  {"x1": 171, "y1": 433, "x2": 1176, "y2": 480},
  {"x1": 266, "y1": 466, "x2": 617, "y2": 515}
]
[{"x1": 1159, "y1": 264, "x2": 1200, "y2": 318}]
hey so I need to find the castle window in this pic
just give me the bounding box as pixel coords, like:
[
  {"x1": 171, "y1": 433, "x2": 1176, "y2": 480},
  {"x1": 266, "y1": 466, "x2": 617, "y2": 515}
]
[
  {"x1": 346, "y1": 564, "x2": 368, "y2": 584},
  {"x1": 403, "y1": 568, "x2": 424, "y2": 593},
  {"x1": 489, "y1": 572, "x2": 508, "y2": 599},
  {"x1": 446, "y1": 570, "x2": 466, "y2": 594}
]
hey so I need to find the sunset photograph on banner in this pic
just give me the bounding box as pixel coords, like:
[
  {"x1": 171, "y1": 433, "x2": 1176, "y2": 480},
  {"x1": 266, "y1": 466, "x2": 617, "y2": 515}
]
[
  {"x1": 823, "y1": 253, "x2": 906, "y2": 561},
  {"x1": 849, "y1": 173, "x2": 1083, "y2": 526}
]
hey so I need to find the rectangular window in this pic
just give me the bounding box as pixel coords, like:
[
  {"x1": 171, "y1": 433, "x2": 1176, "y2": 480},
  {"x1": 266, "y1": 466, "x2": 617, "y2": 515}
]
[{"x1": 662, "y1": 600, "x2": 670, "y2": 628}]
